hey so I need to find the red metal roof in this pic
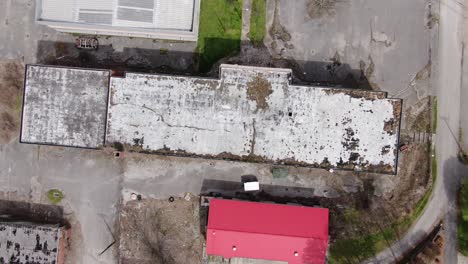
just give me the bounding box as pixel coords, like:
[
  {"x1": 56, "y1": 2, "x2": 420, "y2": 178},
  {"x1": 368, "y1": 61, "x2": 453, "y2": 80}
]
[{"x1": 206, "y1": 199, "x2": 329, "y2": 264}]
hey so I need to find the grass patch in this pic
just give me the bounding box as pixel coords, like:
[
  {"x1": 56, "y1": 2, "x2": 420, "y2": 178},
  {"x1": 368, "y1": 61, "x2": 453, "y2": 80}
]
[
  {"x1": 432, "y1": 96, "x2": 438, "y2": 133},
  {"x1": 47, "y1": 189, "x2": 64, "y2": 204},
  {"x1": 329, "y1": 149, "x2": 437, "y2": 263},
  {"x1": 14, "y1": 94, "x2": 22, "y2": 113},
  {"x1": 459, "y1": 179, "x2": 468, "y2": 256},
  {"x1": 249, "y1": 0, "x2": 266, "y2": 46},
  {"x1": 197, "y1": 0, "x2": 243, "y2": 72}
]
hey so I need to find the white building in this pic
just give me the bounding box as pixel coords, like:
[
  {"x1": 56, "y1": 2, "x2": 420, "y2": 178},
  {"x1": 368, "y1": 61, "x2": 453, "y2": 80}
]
[
  {"x1": 36, "y1": 0, "x2": 200, "y2": 41},
  {"x1": 21, "y1": 64, "x2": 402, "y2": 174}
]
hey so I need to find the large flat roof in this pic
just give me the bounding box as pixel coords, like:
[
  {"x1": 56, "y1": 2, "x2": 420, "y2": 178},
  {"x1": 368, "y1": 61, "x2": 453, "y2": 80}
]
[
  {"x1": 107, "y1": 65, "x2": 402, "y2": 174},
  {"x1": 21, "y1": 65, "x2": 110, "y2": 148},
  {"x1": 36, "y1": 0, "x2": 200, "y2": 41},
  {"x1": 0, "y1": 222, "x2": 62, "y2": 264},
  {"x1": 21, "y1": 64, "x2": 402, "y2": 173},
  {"x1": 206, "y1": 199, "x2": 329, "y2": 264}
]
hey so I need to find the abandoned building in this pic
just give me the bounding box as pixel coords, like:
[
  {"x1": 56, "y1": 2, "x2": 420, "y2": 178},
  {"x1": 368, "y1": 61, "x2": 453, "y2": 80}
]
[
  {"x1": 35, "y1": 0, "x2": 200, "y2": 41},
  {"x1": 0, "y1": 222, "x2": 64, "y2": 264},
  {"x1": 206, "y1": 198, "x2": 329, "y2": 264},
  {"x1": 20, "y1": 64, "x2": 402, "y2": 174}
]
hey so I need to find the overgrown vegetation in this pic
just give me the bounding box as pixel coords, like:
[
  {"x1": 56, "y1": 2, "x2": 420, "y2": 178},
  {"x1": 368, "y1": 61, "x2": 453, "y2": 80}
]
[
  {"x1": 405, "y1": 96, "x2": 432, "y2": 133},
  {"x1": 458, "y1": 179, "x2": 468, "y2": 256},
  {"x1": 0, "y1": 60, "x2": 24, "y2": 144},
  {"x1": 249, "y1": 0, "x2": 266, "y2": 46},
  {"x1": 113, "y1": 142, "x2": 124, "y2": 152},
  {"x1": 246, "y1": 74, "x2": 272, "y2": 111},
  {"x1": 329, "y1": 147, "x2": 437, "y2": 263},
  {"x1": 47, "y1": 189, "x2": 64, "y2": 204},
  {"x1": 197, "y1": 0, "x2": 243, "y2": 72},
  {"x1": 459, "y1": 127, "x2": 468, "y2": 164}
]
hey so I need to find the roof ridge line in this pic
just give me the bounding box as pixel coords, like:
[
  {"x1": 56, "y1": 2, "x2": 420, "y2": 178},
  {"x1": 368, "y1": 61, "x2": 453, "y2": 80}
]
[{"x1": 207, "y1": 226, "x2": 328, "y2": 241}]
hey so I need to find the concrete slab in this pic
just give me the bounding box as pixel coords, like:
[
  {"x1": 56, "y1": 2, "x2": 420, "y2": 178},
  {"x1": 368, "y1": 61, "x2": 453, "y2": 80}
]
[
  {"x1": 265, "y1": 0, "x2": 433, "y2": 107},
  {"x1": 21, "y1": 65, "x2": 110, "y2": 148},
  {"x1": 108, "y1": 64, "x2": 402, "y2": 174}
]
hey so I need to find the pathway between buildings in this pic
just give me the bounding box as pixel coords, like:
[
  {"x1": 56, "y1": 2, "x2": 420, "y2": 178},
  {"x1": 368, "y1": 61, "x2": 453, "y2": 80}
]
[{"x1": 241, "y1": 0, "x2": 252, "y2": 43}]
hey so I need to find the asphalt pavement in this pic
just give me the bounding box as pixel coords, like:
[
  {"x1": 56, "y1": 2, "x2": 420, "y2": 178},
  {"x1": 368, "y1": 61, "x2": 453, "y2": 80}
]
[{"x1": 366, "y1": 0, "x2": 467, "y2": 262}]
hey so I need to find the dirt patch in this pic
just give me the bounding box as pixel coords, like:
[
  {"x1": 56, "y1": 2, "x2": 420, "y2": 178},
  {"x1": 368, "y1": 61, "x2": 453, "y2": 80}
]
[
  {"x1": 405, "y1": 96, "x2": 432, "y2": 133},
  {"x1": 0, "y1": 59, "x2": 24, "y2": 144},
  {"x1": 118, "y1": 197, "x2": 203, "y2": 264},
  {"x1": 269, "y1": 0, "x2": 292, "y2": 43},
  {"x1": 306, "y1": 0, "x2": 338, "y2": 19},
  {"x1": 246, "y1": 74, "x2": 273, "y2": 111},
  {"x1": 415, "y1": 62, "x2": 431, "y2": 81},
  {"x1": 328, "y1": 141, "x2": 432, "y2": 260}
]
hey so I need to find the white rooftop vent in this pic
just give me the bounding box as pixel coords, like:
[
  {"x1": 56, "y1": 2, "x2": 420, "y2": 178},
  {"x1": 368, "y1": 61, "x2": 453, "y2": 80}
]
[{"x1": 244, "y1": 181, "x2": 260, "y2": 192}]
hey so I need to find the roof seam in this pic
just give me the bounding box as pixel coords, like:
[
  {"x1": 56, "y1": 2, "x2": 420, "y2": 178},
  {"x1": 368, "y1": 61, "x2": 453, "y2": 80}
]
[{"x1": 206, "y1": 227, "x2": 328, "y2": 241}]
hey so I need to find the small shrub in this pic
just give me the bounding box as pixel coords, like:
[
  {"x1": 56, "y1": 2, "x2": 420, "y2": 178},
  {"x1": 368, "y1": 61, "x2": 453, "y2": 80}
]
[
  {"x1": 113, "y1": 142, "x2": 124, "y2": 151},
  {"x1": 47, "y1": 189, "x2": 64, "y2": 204}
]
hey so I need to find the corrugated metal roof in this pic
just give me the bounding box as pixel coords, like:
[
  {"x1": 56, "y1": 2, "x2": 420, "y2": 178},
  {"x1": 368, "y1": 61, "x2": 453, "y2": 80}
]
[
  {"x1": 38, "y1": 0, "x2": 195, "y2": 31},
  {"x1": 154, "y1": 0, "x2": 194, "y2": 30},
  {"x1": 206, "y1": 199, "x2": 329, "y2": 264},
  {"x1": 40, "y1": 0, "x2": 74, "y2": 21}
]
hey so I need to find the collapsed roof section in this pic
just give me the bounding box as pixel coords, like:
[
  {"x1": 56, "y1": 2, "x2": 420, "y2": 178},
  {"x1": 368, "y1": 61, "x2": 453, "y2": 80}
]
[{"x1": 21, "y1": 64, "x2": 402, "y2": 174}]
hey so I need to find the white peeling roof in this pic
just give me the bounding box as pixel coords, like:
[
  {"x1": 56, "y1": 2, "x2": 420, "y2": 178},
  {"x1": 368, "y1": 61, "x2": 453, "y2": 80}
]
[
  {"x1": 0, "y1": 222, "x2": 61, "y2": 264},
  {"x1": 20, "y1": 64, "x2": 401, "y2": 173},
  {"x1": 107, "y1": 64, "x2": 402, "y2": 174},
  {"x1": 38, "y1": 0, "x2": 195, "y2": 31}
]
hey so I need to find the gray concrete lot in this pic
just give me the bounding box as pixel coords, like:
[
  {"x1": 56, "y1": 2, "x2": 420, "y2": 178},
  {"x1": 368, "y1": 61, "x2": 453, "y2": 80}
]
[
  {"x1": 265, "y1": 0, "x2": 434, "y2": 108},
  {"x1": 121, "y1": 152, "x2": 345, "y2": 201},
  {"x1": 0, "y1": 142, "x2": 122, "y2": 264}
]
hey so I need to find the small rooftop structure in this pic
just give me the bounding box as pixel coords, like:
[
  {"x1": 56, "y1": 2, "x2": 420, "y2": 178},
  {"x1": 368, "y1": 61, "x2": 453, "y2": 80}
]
[
  {"x1": 0, "y1": 222, "x2": 63, "y2": 264},
  {"x1": 206, "y1": 199, "x2": 329, "y2": 264},
  {"x1": 35, "y1": 0, "x2": 200, "y2": 41},
  {"x1": 21, "y1": 64, "x2": 402, "y2": 174},
  {"x1": 243, "y1": 181, "x2": 260, "y2": 192},
  {"x1": 21, "y1": 65, "x2": 109, "y2": 148}
]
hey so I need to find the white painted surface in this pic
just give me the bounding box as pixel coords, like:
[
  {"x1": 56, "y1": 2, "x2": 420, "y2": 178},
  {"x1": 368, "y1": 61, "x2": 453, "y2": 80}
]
[
  {"x1": 244, "y1": 181, "x2": 260, "y2": 191},
  {"x1": 0, "y1": 222, "x2": 61, "y2": 264}
]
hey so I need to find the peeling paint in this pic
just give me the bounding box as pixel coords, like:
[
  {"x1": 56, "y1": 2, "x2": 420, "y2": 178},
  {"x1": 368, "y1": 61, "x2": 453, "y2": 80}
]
[
  {"x1": 21, "y1": 64, "x2": 402, "y2": 173},
  {"x1": 107, "y1": 64, "x2": 402, "y2": 174},
  {"x1": 0, "y1": 222, "x2": 61, "y2": 264}
]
